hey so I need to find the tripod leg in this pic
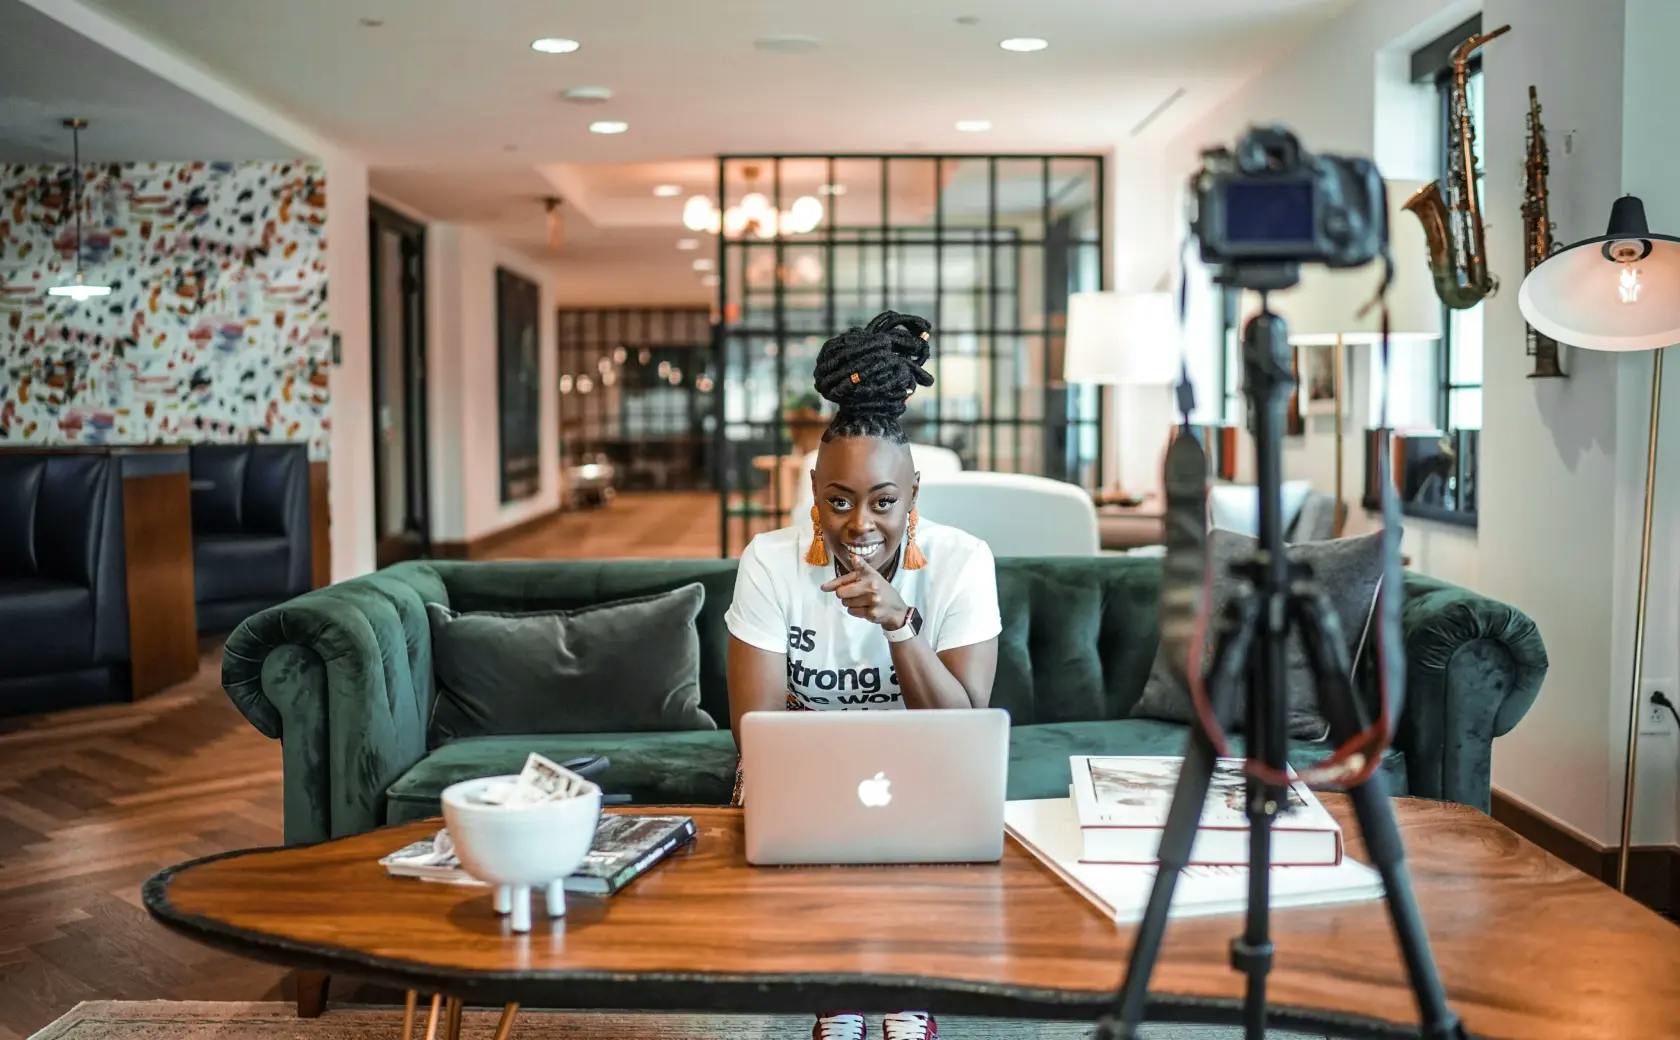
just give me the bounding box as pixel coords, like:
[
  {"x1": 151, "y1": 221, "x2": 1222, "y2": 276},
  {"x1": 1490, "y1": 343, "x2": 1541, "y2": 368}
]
[
  {"x1": 1100, "y1": 596, "x2": 1262, "y2": 1040},
  {"x1": 1292, "y1": 588, "x2": 1467, "y2": 1040}
]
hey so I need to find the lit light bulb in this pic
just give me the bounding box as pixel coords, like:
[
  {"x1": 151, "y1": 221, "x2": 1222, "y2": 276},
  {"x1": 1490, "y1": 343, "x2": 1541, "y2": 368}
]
[
  {"x1": 683, "y1": 196, "x2": 715, "y2": 232},
  {"x1": 1619, "y1": 265, "x2": 1642, "y2": 304},
  {"x1": 788, "y1": 195, "x2": 823, "y2": 233}
]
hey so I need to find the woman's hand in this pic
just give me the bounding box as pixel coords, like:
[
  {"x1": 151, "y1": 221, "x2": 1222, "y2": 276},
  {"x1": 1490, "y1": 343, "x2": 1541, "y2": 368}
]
[{"x1": 820, "y1": 555, "x2": 911, "y2": 629}]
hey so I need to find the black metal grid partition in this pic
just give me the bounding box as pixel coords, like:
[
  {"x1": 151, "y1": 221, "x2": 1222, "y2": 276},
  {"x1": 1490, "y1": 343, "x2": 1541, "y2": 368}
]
[
  {"x1": 713, "y1": 154, "x2": 1106, "y2": 554},
  {"x1": 557, "y1": 307, "x2": 715, "y2": 491}
]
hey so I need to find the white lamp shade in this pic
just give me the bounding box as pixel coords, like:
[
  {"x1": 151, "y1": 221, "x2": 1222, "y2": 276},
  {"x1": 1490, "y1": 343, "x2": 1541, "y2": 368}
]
[
  {"x1": 1063, "y1": 290, "x2": 1180, "y2": 385},
  {"x1": 1243, "y1": 179, "x2": 1442, "y2": 345},
  {"x1": 1517, "y1": 196, "x2": 1680, "y2": 352}
]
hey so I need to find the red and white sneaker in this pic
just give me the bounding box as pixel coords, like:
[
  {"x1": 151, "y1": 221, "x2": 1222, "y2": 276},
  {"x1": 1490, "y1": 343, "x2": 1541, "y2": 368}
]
[
  {"x1": 881, "y1": 1011, "x2": 938, "y2": 1040},
  {"x1": 813, "y1": 1011, "x2": 867, "y2": 1039}
]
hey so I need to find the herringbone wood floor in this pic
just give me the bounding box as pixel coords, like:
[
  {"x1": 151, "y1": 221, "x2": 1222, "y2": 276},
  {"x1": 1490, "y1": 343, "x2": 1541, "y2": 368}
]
[
  {"x1": 0, "y1": 492, "x2": 728, "y2": 1039},
  {"x1": 0, "y1": 643, "x2": 291, "y2": 1040}
]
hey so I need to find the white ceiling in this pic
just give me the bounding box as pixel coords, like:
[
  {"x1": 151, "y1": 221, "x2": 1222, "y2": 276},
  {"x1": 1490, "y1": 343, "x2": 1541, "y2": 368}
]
[
  {"x1": 0, "y1": 0, "x2": 296, "y2": 163},
  {"x1": 32, "y1": 0, "x2": 1352, "y2": 299}
]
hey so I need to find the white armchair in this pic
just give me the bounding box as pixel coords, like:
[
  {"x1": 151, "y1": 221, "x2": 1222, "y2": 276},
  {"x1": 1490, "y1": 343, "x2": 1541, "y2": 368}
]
[
  {"x1": 788, "y1": 442, "x2": 964, "y2": 528},
  {"x1": 913, "y1": 472, "x2": 1100, "y2": 556}
]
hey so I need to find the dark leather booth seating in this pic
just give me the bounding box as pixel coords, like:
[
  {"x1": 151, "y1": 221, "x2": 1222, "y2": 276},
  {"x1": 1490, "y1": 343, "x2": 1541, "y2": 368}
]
[
  {"x1": 0, "y1": 454, "x2": 131, "y2": 714},
  {"x1": 190, "y1": 445, "x2": 312, "y2": 633}
]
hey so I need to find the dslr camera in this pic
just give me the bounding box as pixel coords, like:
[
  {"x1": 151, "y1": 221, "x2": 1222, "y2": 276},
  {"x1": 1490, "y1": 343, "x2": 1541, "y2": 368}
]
[{"x1": 1189, "y1": 126, "x2": 1385, "y2": 290}]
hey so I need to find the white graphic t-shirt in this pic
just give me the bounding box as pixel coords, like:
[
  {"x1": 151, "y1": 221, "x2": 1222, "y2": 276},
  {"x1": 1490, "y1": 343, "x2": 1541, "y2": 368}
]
[{"x1": 724, "y1": 517, "x2": 1002, "y2": 710}]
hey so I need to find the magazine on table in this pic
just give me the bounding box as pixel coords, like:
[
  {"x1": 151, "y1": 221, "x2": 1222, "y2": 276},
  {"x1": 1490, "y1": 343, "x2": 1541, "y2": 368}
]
[
  {"x1": 1068, "y1": 755, "x2": 1342, "y2": 866},
  {"x1": 381, "y1": 813, "x2": 696, "y2": 896},
  {"x1": 1006, "y1": 797, "x2": 1381, "y2": 924}
]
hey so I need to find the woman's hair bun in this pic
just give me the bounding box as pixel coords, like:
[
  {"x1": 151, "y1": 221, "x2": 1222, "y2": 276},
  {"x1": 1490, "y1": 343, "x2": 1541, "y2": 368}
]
[{"x1": 812, "y1": 311, "x2": 935, "y2": 442}]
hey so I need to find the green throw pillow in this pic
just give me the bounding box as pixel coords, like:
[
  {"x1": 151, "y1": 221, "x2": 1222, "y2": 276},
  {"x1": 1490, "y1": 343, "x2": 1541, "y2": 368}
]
[
  {"x1": 1129, "y1": 529, "x2": 1385, "y2": 739},
  {"x1": 425, "y1": 582, "x2": 715, "y2": 747}
]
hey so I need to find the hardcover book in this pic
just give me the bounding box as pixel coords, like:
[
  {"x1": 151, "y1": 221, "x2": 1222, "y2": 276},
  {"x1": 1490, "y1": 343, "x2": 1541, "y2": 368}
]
[
  {"x1": 1068, "y1": 755, "x2": 1342, "y2": 866},
  {"x1": 1006, "y1": 797, "x2": 1379, "y2": 923}
]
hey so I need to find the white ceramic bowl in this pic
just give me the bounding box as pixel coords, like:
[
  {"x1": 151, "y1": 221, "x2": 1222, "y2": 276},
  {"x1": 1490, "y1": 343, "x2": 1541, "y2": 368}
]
[{"x1": 440, "y1": 774, "x2": 602, "y2": 931}]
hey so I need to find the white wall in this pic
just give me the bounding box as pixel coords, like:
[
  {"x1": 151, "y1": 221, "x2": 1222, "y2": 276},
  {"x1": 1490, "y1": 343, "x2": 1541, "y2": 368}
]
[
  {"x1": 427, "y1": 223, "x2": 561, "y2": 544},
  {"x1": 324, "y1": 155, "x2": 374, "y2": 580},
  {"x1": 1118, "y1": 0, "x2": 1678, "y2": 847}
]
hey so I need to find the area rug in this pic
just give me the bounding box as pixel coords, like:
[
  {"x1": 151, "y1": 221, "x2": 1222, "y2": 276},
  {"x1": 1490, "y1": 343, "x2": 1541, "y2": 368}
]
[{"x1": 30, "y1": 1001, "x2": 1330, "y2": 1039}]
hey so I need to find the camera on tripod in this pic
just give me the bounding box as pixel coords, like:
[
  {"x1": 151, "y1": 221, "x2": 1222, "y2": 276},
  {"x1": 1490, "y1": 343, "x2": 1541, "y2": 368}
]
[{"x1": 1189, "y1": 126, "x2": 1386, "y2": 290}]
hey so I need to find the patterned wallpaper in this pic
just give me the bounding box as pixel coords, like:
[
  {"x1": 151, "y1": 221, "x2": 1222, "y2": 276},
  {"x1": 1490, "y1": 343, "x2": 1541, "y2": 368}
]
[{"x1": 0, "y1": 160, "x2": 331, "y2": 457}]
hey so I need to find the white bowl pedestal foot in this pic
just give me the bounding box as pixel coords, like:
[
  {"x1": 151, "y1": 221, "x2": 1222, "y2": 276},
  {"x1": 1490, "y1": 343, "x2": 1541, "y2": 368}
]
[{"x1": 494, "y1": 881, "x2": 567, "y2": 932}]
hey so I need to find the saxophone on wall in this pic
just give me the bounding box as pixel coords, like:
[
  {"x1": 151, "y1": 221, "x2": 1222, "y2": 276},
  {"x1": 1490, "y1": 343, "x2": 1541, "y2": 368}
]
[
  {"x1": 1522, "y1": 85, "x2": 1566, "y2": 378},
  {"x1": 1404, "y1": 24, "x2": 1511, "y2": 310}
]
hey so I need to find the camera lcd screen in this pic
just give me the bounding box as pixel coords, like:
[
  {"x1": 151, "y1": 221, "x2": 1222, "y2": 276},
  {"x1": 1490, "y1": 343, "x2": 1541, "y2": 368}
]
[{"x1": 1222, "y1": 180, "x2": 1314, "y2": 246}]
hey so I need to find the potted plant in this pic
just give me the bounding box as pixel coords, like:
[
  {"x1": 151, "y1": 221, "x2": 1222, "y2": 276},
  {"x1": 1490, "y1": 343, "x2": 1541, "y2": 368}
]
[{"x1": 782, "y1": 390, "x2": 825, "y2": 456}]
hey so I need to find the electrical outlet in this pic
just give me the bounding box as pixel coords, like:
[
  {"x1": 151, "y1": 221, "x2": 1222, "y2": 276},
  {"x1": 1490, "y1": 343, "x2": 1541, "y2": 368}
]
[{"x1": 1639, "y1": 679, "x2": 1676, "y2": 737}]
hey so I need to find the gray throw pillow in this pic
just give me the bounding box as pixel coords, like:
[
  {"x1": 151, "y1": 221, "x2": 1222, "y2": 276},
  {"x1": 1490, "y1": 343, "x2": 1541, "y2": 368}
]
[
  {"x1": 426, "y1": 582, "x2": 715, "y2": 746},
  {"x1": 1129, "y1": 529, "x2": 1386, "y2": 739}
]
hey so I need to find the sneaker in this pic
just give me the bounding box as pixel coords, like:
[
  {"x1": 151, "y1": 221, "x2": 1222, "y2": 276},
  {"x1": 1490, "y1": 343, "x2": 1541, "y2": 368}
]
[
  {"x1": 813, "y1": 1011, "x2": 867, "y2": 1040},
  {"x1": 881, "y1": 1011, "x2": 938, "y2": 1040}
]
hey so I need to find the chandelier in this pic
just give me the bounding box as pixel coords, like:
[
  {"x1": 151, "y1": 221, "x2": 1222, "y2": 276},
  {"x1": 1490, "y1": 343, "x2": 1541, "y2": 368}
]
[{"x1": 683, "y1": 164, "x2": 822, "y2": 238}]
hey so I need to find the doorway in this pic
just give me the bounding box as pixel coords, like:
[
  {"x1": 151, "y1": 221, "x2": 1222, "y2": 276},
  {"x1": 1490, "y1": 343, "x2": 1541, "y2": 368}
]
[{"x1": 368, "y1": 202, "x2": 431, "y2": 566}]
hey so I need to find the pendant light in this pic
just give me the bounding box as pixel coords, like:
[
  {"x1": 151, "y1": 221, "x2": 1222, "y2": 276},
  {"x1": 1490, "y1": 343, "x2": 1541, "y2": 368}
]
[{"x1": 47, "y1": 118, "x2": 111, "y2": 302}]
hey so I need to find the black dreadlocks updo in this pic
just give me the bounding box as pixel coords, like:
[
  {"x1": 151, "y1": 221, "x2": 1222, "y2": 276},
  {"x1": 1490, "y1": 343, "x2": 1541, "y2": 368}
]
[{"x1": 812, "y1": 310, "x2": 935, "y2": 443}]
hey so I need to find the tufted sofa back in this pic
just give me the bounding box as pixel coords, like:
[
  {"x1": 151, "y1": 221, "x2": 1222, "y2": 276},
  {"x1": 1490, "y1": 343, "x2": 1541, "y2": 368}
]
[{"x1": 0, "y1": 453, "x2": 120, "y2": 586}]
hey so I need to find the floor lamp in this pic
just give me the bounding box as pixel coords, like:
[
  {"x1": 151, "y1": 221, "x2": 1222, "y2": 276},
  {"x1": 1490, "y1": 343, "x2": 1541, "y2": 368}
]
[
  {"x1": 1248, "y1": 179, "x2": 1440, "y2": 530},
  {"x1": 1064, "y1": 291, "x2": 1180, "y2": 499},
  {"x1": 1518, "y1": 195, "x2": 1680, "y2": 892}
]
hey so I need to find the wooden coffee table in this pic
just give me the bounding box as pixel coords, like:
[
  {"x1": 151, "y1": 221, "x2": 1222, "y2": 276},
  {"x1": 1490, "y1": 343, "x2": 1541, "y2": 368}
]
[{"x1": 143, "y1": 798, "x2": 1680, "y2": 1039}]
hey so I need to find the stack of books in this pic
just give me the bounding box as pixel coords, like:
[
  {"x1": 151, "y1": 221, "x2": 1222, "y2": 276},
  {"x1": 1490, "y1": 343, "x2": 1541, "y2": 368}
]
[{"x1": 1006, "y1": 756, "x2": 1383, "y2": 923}]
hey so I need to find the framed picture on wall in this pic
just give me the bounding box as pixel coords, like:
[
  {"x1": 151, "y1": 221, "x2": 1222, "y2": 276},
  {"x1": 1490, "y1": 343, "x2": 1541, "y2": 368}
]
[
  {"x1": 496, "y1": 267, "x2": 542, "y2": 503},
  {"x1": 1302, "y1": 342, "x2": 1341, "y2": 415}
]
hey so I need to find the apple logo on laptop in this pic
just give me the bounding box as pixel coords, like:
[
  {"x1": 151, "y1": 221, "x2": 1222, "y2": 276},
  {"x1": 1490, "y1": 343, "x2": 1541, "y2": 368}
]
[{"x1": 857, "y1": 771, "x2": 892, "y2": 808}]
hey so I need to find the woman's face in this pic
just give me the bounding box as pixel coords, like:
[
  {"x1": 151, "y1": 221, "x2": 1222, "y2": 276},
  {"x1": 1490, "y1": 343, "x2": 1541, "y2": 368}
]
[{"x1": 811, "y1": 436, "x2": 918, "y2": 569}]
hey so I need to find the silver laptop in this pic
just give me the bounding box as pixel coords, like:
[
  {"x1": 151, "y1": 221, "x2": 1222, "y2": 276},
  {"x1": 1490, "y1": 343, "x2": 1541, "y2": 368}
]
[{"x1": 740, "y1": 709, "x2": 1010, "y2": 865}]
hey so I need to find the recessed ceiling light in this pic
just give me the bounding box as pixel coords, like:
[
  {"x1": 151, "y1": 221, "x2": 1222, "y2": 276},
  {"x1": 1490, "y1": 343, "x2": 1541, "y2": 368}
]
[
  {"x1": 653, "y1": 184, "x2": 682, "y2": 197},
  {"x1": 955, "y1": 15, "x2": 981, "y2": 26},
  {"x1": 561, "y1": 85, "x2": 613, "y2": 104},
  {"x1": 588, "y1": 120, "x2": 629, "y2": 135},
  {"x1": 700, "y1": 274, "x2": 720, "y2": 287},
  {"x1": 531, "y1": 37, "x2": 581, "y2": 54},
  {"x1": 1000, "y1": 37, "x2": 1048, "y2": 52},
  {"x1": 818, "y1": 183, "x2": 847, "y2": 196},
  {"x1": 754, "y1": 34, "x2": 820, "y2": 53},
  {"x1": 955, "y1": 119, "x2": 992, "y2": 132},
  {"x1": 693, "y1": 258, "x2": 714, "y2": 272},
  {"x1": 358, "y1": 17, "x2": 384, "y2": 28},
  {"x1": 676, "y1": 238, "x2": 700, "y2": 250}
]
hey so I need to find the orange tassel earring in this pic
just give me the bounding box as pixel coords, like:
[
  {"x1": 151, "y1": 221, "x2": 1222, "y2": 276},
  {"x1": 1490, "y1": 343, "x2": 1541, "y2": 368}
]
[
  {"x1": 903, "y1": 509, "x2": 926, "y2": 570},
  {"x1": 805, "y1": 506, "x2": 829, "y2": 566}
]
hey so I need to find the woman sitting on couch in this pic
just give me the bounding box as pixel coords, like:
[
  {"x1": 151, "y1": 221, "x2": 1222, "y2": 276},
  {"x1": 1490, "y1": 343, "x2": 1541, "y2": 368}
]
[{"x1": 723, "y1": 310, "x2": 1001, "y2": 1040}]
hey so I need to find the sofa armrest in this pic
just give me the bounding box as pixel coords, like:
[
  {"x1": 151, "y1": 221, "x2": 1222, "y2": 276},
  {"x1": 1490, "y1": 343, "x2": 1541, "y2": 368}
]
[
  {"x1": 221, "y1": 562, "x2": 448, "y2": 844},
  {"x1": 1395, "y1": 574, "x2": 1548, "y2": 811}
]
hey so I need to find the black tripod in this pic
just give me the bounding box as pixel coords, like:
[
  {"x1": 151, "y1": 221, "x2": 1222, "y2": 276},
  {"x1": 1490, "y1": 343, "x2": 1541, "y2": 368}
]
[{"x1": 1095, "y1": 299, "x2": 1467, "y2": 1040}]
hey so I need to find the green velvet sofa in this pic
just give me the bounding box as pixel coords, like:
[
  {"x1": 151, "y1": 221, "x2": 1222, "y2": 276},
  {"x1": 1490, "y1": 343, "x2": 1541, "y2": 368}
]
[{"x1": 221, "y1": 558, "x2": 1548, "y2": 845}]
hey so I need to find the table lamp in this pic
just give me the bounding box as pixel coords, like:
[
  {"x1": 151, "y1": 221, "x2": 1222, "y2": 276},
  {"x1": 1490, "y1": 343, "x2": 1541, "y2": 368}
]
[
  {"x1": 1064, "y1": 290, "x2": 1180, "y2": 500},
  {"x1": 1518, "y1": 194, "x2": 1680, "y2": 893},
  {"x1": 1251, "y1": 179, "x2": 1442, "y2": 532}
]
